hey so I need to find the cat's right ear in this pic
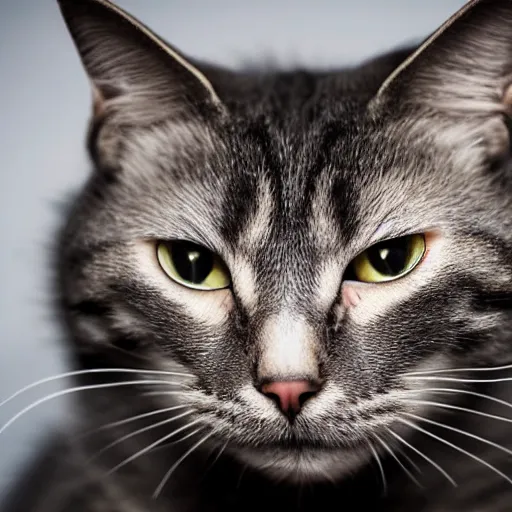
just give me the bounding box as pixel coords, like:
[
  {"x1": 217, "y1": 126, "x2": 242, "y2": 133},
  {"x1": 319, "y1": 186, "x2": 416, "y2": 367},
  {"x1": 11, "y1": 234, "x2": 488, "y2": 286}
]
[
  {"x1": 368, "y1": 0, "x2": 512, "y2": 163},
  {"x1": 57, "y1": 0, "x2": 225, "y2": 165}
]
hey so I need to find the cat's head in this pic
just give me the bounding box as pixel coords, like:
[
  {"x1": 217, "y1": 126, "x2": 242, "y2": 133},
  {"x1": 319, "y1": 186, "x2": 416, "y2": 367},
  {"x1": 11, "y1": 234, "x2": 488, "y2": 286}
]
[{"x1": 57, "y1": 0, "x2": 511, "y2": 482}]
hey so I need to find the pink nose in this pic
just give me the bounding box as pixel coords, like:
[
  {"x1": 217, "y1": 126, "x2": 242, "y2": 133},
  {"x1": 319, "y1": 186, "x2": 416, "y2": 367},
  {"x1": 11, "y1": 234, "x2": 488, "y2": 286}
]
[{"x1": 260, "y1": 380, "x2": 319, "y2": 419}]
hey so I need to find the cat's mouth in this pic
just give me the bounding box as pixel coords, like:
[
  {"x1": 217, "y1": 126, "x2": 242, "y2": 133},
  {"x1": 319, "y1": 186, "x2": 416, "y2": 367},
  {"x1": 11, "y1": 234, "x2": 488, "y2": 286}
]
[
  {"x1": 220, "y1": 425, "x2": 374, "y2": 482},
  {"x1": 230, "y1": 433, "x2": 363, "y2": 452},
  {"x1": 188, "y1": 383, "x2": 407, "y2": 482}
]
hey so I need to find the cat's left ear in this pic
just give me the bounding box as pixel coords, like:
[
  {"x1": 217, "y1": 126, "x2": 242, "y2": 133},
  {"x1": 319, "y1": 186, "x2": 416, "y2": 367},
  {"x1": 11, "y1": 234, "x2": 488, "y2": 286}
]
[
  {"x1": 57, "y1": 0, "x2": 225, "y2": 165},
  {"x1": 369, "y1": 0, "x2": 512, "y2": 160}
]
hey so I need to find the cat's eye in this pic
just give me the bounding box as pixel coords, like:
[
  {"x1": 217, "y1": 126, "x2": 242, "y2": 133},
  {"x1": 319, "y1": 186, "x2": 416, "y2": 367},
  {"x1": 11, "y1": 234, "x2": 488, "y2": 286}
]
[
  {"x1": 157, "y1": 240, "x2": 231, "y2": 291},
  {"x1": 350, "y1": 234, "x2": 426, "y2": 283}
]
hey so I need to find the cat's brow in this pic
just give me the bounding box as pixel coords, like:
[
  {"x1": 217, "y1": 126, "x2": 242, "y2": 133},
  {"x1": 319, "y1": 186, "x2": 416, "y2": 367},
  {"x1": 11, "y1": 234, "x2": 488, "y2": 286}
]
[
  {"x1": 237, "y1": 177, "x2": 274, "y2": 250},
  {"x1": 309, "y1": 176, "x2": 340, "y2": 253}
]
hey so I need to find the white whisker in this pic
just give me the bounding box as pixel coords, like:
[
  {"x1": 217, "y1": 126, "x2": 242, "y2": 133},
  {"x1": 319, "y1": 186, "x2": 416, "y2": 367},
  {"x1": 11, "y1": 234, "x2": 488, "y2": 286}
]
[
  {"x1": 373, "y1": 433, "x2": 422, "y2": 488},
  {"x1": 79, "y1": 404, "x2": 191, "y2": 438},
  {"x1": 0, "y1": 368, "x2": 194, "y2": 410},
  {"x1": 386, "y1": 428, "x2": 456, "y2": 486},
  {"x1": 203, "y1": 438, "x2": 229, "y2": 477},
  {"x1": 0, "y1": 381, "x2": 189, "y2": 436},
  {"x1": 141, "y1": 390, "x2": 193, "y2": 398},
  {"x1": 404, "y1": 412, "x2": 512, "y2": 459},
  {"x1": 163, "y1": 427, "x2": 204, "y2": 447},
  {"x1": 394, "y1": 444, "x2": 422, "y2": 475},
  {"x1": 403, "y1": 376, "x2": 512, "y2": 384},
  {"x1": 136, "y1": 426, "x2": 203, "y2": 456},
  {"x1": 403, "y1": 363, "x2": 512, "y2": 377},
  {"x1": 405, "y1": 399, "x2": 512, "y2": 424},
  {"x1": 107, "y1": 418, "x2": 203, "y2": 475},
  {"x1": 153, "y1": 428, "x2": 216, "y2": 499},
  {"x1": 399, "y1": 416, "x2": 512, "y2": 486},
  {"x1": 405, "y1": 387, "x2": 512, "y2": 412},
  {"x1": 87, "y1": 409, "x2": 196, "y2": 463},
  {"x1": 369, "y1": 442, "x2": 387, "y2": 495}
]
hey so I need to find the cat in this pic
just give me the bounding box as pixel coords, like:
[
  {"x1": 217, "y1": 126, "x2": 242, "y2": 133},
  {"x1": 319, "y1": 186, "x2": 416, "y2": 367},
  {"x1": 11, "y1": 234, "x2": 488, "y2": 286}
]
[{"x1": 2, "y1": 0, "x2": 512, "y2": 510}]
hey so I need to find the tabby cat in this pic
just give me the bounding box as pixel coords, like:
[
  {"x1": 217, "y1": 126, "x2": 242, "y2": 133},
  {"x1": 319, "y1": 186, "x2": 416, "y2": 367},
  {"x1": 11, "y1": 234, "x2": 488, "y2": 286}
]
[{"x1": 2, "y1": 0, "x2": 512, "y2": 510}]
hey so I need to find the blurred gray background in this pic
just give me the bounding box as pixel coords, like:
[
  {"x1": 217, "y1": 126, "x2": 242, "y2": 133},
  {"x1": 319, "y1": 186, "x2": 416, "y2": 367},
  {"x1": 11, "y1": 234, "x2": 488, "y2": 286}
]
[{"x1": 0, "y1": 0, "x2": 466, "y2": 497}]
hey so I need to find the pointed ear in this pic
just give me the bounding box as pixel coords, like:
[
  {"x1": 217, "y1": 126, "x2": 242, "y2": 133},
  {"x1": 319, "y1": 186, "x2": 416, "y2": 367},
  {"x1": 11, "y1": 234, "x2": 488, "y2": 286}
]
[
  {"x1": 369, "y1": 0, "x2": 512, "y2": 160},
  {"x1": 57, "y1": 0, "x2": 224, "y2": 162}
]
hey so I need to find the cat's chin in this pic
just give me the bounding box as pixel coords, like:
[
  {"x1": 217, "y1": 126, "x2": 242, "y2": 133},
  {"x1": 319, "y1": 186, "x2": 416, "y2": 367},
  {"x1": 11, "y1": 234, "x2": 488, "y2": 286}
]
[{"x1": 232, "y1": 446, "x2": 370, "y2": 484}]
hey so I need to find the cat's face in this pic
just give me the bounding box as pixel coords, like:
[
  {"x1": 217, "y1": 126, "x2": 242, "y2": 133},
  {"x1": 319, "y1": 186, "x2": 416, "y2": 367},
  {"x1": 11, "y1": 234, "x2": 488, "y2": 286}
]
[{"x1": 57, "y1": 0, "x2": 512, "y2": 482}]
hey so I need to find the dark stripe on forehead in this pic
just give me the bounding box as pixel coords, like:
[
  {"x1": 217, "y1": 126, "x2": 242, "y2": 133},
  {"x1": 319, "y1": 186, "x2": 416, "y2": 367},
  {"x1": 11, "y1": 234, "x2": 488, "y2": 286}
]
[
  {"x1": 221, "y1": 117, "x2": 362, "y2": 310},
  {"x1": 320, "y1": 122, "x2": 361, "y2": 245},
  {"x1": 313, "y1": 121, "x2": 347, "y2": 171},
  {"x1": 330, "y1": 172, "x2": 360, "y2": 245},
  {"x1": 220, "y1": 120, "x2": 279, "y2": 249},
  {"x1": 269, "y1": 121, "x2": 349, "y2": 227}
]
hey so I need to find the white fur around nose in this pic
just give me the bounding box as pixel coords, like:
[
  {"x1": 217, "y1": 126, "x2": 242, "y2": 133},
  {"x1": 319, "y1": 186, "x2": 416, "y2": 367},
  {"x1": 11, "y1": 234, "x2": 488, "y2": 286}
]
[{"x1": 258, "y1": 313, "x2": 318, "y2": 380}]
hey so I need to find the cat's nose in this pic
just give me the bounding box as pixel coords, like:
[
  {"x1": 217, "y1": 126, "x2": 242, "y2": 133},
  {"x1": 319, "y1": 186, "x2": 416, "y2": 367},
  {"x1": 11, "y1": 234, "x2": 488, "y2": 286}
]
[{"x1": 260, "y1": 380, "x2": 320, "y2": 419}]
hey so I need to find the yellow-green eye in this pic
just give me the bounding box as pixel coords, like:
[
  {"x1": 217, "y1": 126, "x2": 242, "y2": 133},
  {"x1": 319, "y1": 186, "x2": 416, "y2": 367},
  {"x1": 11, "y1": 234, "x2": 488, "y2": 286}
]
[
  {"x1": 157, "y1": 240, "x2": 231, "y2": 291},
  {"x1": 350, "y1": 234, "x2": 426, "y2": 283}
]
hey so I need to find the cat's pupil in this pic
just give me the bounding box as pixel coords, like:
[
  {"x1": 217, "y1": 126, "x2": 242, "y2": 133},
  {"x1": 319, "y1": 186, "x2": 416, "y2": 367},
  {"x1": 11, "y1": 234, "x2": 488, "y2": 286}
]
[
  {"x1": 171, "y1": 241, "x2": 214, "y2": 284},
  {"x1": 367, "y1": 238, "x2": 409, "y2": 276}
]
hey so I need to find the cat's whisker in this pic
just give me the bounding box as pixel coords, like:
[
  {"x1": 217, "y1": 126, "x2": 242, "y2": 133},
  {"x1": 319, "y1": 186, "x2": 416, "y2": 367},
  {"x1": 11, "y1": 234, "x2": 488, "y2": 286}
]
[
  {"x1": 87, "y1": 409, "x2": 196, "y2": 463},
  {"x1": 386, "y1": 427, "x2": 456, "y2": 487},
  {"x1": 134, "y1": 426, "x2": 203, "y2": 457},
  {"x1": 398, "y1": 416, "x2": 512, "y2": 486},
  {"x1": 0, "y1": 368, "x2": 194, "y2": 410},
  {"x1": 79, "y1": 404, "x2": 192, "y2": 438},
  {"x1": 0, "y1": 381, "x2": 190, "y2": 436},
  {"x1": 153, "y1": 428, "x2": 216, "y2": 499},
  {"x1": 213, "y1": 438, "x2": 229, "y2": 464},
  {"x1": 163, "y1": 426, "x2": 205, "y2": 448},
  {"x1": 107, "y1": 418, "x2": 203, "y2": 475},
  {"x1": 393, "y1": 444, "x2": 422, "y2": 475},
  {"x1": 373, "y1": 433, "x2": 422, "y2": 488},
  {"x1": 403, "y1": 387, "x2": 512, "y2": 412},
  {"x1": 141, "y1": 390, "x2": 194, "y2": 398},
  {"x1": 202, "y1": 437, "x2": 230, "y2": 480},
  {"x1": 404, "y1": 399, "x2": 512, "y2": 424},
  {"x1": 403, "y1": 412, "x2": 512, "y2": 460},
  {"x1": 402, "y1": 362, "x2": 512, "y2": 377},
  {"x1": 369, "y1": 441, "x2": 387, "y2": 495},
  {"x1": 403, "y1": 375, "x2": 512, "y2": 384}
]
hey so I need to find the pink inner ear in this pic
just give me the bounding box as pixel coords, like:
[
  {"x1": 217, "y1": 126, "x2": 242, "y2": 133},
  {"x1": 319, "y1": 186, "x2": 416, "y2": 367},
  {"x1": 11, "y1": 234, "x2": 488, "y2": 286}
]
[
  {"x1": 91, "y1": 85, "x2": 106, "y2": 119},
  {"x1": 342, "y1": 285, "x2": 361, "y2": 309}
]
